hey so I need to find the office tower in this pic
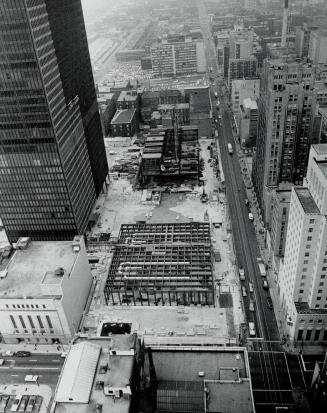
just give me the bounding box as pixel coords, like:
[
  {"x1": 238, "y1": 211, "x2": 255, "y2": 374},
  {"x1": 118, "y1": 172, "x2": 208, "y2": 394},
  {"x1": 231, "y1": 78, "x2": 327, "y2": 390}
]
[
  {"x1": 309, "y1": 31, "x2": 327, "y2": 65},
  {"x1": 227, "y1": 58, "x2": 258, "y2": 92},
  {"x1": 280, "y1": 145, "x2": 327, "y2": 346},
  {"x1": 252, "y1": 58, "x2": 318, "y2": 225},
  {"x1": 0, "y1": 0, "x2": 108, "y2": 242},
  {"x1": 295, "y1": 24, "x2": 318, "y2": 58}
]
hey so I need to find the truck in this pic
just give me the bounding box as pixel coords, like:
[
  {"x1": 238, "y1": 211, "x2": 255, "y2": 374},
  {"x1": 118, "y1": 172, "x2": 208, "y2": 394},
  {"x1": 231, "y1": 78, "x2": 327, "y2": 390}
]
[
  {"x1": 228, "y1": 143, "x2": 233, "y2": 154},
  {"x1": 257, "y1": 258, "x2": 266, "y2": 277}
]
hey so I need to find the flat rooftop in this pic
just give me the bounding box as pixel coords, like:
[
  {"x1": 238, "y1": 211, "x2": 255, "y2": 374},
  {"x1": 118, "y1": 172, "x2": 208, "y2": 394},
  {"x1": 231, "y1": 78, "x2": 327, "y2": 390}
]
[
  {"x1": 117, "y1": 90, "x2": 138, "y2": 102},
  {"x1": 0, "y1": 241, "x2": 77, "y2": 298},
  {"x1": 111, "y1": 108, "x2": 136, "y2": 124},
  {"x1": 295, "y1": 302, "x2": 327, "y2": 315},
  {"x1": 294, "y1": 187, "x2": 320, "y2": 214},
  {"x1": 55, "y1": 336, "x2": 136, "y2": 413},
  {"x1": 150, "y1": 348, "x2": 254, "y2": 413},
  {"x1": 312, "y1": 143, "x2": 327, "y2": 154}
]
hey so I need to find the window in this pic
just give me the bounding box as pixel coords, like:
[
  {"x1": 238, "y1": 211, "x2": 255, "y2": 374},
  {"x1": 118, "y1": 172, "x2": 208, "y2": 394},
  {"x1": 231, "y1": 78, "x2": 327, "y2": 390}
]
[
  {"x1": 314, "y1": 330, "x2": 320, "y2": 341},
  {"x1": 304, "y1": 260, "x2": 308, "y2": 265},
  {"x1": 324, "y1": 330, "x2": 327, "y2": 341},
  {"x1": 43, "y1": 305, "x2": 46, "y2": 309},
  {"x1": 6, "y1": 304, "x2": 9, "y2": 308},
  {"x1": 299, "y1": 290, "x2": 304, "y2": 293},
  {"x1": 10, "y1": 315, "x2": 17, "y2": 329},
  {"x1": 306, "y1": 330, "x2": 312, "y2": 341},
  {"x1": 37, "y1": 316, "x2": 44, "y2": 329},
  {"x1": 28, "y1": 316, "x2": 35, "y2": 329},
  {"x1": 46, "y1": 315, "x2": 53, "y2": 329},
  {"x1": 309, "y1": 219, "x2": 315, "y2": 224},
  {"x1": 305, "y1": 252, "x2": 309, "y2": 257},
  {"x1": 319, "y1": 282, "x2": 324, "y2": 286},
  {"x1": 317, "y1": 297, "x2": 321, "y2": 301},
  {"x1": 307, "y1": 237, "x2": 312, "y2": 241},
  {"x1": 297, "y1": 329, "x2": 303, "y2": 340},
  {"x1": 318, "y1": 290, "x2": 323, "y2": 294},
  {"x1": 303, "y1": 268, "x2": 307, "y2": 272},
  {"x1": 321, "y1": 275, "x2": 326, "y2": 279},
  {"x1": 19, "y1": 315, "x2": 26, "y2": 329},
  {"x1": 308, "y1": 228, "x2": 313, "y2": 232},
  {"x1": 13, "y1": 304, "x2": 16, "y2": 309}
]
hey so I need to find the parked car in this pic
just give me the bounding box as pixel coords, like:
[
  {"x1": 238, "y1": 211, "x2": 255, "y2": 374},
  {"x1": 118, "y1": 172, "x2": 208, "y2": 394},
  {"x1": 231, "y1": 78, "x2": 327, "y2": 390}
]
[
  {"x1": 0, "y1": 359, "x2": 4, "y2": 366},
  {"x1": 263, "y1": 280, "x2": 269, "y2": 290},
  {"x1": 10, "y1": 395, "x2": 22, "y2": 412},
  {"x1": 4, "y1": 350, "x2": 15, "y2": 356},
  {"x1": 248, "y1": 213, "x2": 254, "y2": 221},
  {"x1": 249, "y1": 300, "x2": 255, "y2": 312},
  {"x1": 18, "y1": 396, "x2": 29, "y2": 412},
  {"x1": 249, "y1": 282, "x2": 254, "y2": 293},
  {"x1": 26, "y1": 397, "x2": 36, "y2": 413},
  {"x1": 242, "y1": 286, "x2": 247, "y2": 297},
  {"x1": 239, "y1": 267, "x2": 245, "y2": 281},
  {"x1": 0, "y1": 396, "x2": 10, "y2": 413},
  {"x1": 267, "y1": 297, "x2": 273, "y2": 309},
  {"x1": 16, "y1": 351, "x2": 31, "y2": 358},
  {"x1": 24, "y1": 375, "x2": 38, "y2": 383}
]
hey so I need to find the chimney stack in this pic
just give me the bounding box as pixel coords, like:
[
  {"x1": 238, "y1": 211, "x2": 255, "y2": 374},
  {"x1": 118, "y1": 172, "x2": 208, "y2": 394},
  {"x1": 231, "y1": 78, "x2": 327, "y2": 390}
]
[{"x1": 281, "y1": 0, "x2": 289, "y2": 48}]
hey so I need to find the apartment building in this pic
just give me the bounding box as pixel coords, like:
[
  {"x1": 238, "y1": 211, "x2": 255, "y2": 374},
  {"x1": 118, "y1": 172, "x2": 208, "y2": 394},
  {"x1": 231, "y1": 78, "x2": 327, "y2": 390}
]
[{"x1": 280, "y1": 145, "x2": 327, "y2": 346}]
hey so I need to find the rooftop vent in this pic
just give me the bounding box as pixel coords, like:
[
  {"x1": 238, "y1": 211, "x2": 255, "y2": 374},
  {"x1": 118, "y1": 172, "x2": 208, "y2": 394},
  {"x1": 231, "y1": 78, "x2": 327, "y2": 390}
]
[
  {"x1": 13, "y1": 237, "x2": 31, "y2": 250},
  {"x1": 54, "y1": 267, "x2": 65, "y2": 277}
]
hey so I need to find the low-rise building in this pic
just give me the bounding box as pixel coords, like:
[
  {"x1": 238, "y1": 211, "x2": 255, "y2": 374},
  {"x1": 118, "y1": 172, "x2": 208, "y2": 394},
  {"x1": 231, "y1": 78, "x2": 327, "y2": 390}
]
[
  {"x1": 55, "y1": 335, "x2": 142, "y2": 413},
  {"x1": 117, "y1": 90, "x2": 139, "y2": 111},
  {"x1": 231, "y1": 78, "x2": 260, "y2": 113},
  {"x1": 98, "y1": 93, "x2": 116, "y2": 136},
  {"x1": 185, "y1": 87, "x2": 211, "y2": 137},
  {"x1": 0, "y1": 236, "x2": 92, "y2": 344},
  {"x1": 111, "y1": 109, "x2": 137, "y2": 138}
]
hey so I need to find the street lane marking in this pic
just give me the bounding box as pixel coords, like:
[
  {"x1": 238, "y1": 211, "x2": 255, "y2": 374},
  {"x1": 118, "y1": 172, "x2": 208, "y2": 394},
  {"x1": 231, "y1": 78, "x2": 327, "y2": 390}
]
[
  {"x1": 29, "y1": 360, "x2": 38, "y2": 362},
  {"x1": 11, "y1": 374, "x2": 19, "y2": 377},
  {"x1": 51, "y1": 360, "x2": 60, "y2": 363}
]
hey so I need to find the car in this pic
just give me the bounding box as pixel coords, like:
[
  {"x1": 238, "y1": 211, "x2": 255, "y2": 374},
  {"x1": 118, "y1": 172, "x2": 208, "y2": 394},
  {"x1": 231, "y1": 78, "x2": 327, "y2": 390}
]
[
  {"x1": 245, "y1": 199, "x2": 249, "y2": 206},
  {"x1": 0, "y1": 396, "x2": 10, "y2": 413},
  {"x1": 249, "y1": 300, "x2": 255, "y2": 312},
  {"x1": 16, "y1": 351, "x2": 31, "y2": 358},
  {"x1": 10, "y1": 396, "x2": 22, "y2": 412},
  {"x1": 249, "y1": 322, "x2": 256, "y2": 337},
  {"x1": 239, "y1": 267, "x2": 245, "y2": 281},
  {"x1": 25, "y1": 397, "x2": 36, "y2": 413},
  {"x1": 248, "y1": 213, "x2": 254, "y2": 221},
  {"x1": 242, "y1": 286, "x2": 247, "y2": 297},
  {"x1": 267, "y1": 297, "x2": 273, "y2": 309},
  {"x1": 0, "y1": 359, "x2": 4, "y2": 366},
  {"x1": 263, "y1": 280, "x2": 269, "y2": 290},
  {"x1": 60, "y1": 352, "x2": 68, "y2": 358},
  {"x1": 249, "y1": 282, "x2": 254, "y2": 293},
  {"x1": 18, "y1": 396, "x2": 29, "y2": 412},
  {"x1": 24, "y1": 375, "x2": 38, "y2": 383},
  {"x1": 4, "y1": 350, "x2": 15, "y2": 356}
]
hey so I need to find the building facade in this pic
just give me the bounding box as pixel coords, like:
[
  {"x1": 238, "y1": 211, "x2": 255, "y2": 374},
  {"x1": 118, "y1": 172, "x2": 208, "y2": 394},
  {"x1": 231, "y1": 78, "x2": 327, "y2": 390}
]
[
  {"x1": 309, "y1": 31, "x2": 327, "y2": 65},
  {"x1": 227, "y1": 58, "x2": 258, "y2": 93},
  {"x1": 231, "y1": 78, "x2": 260, "y2": 113},
  {"x1": 239, "y1": 98, "x2": 258, "y2": 148},
  {"x1": 111, "y1": 109, "x2": 137, "y2": 138},
  {"x1": 295, "y1": 24, "x2": 318, "y2": 58},
  {"x1": 0, "y1": 0, "x2": 108, "y2": 242},
  {"x1": 0, "y1": 236, "x2": 92, "y2": 344},
  {"x1": 252, "y1": 58, "x2": 318, "y2": 225},
  {"x1": 279, "y1": 145, "x2": 327, "y2": 346}
]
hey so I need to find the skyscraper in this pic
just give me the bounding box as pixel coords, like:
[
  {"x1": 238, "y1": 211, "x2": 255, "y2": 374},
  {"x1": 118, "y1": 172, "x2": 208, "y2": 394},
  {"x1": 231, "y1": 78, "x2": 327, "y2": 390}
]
[
  {"x1": 280, "y1": 145, "x2": 327, "y2": 346},
  {"x1": 252, "y1": 58, "x2": 318, "y2": 225},
  {"x1": 0, "y1": 0, "x2": 108, "y2": 242}
]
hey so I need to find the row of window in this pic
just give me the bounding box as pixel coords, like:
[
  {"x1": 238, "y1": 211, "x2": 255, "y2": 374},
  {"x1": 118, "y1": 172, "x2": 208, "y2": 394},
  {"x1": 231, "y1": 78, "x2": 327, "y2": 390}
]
[
  {"x1": 10, "y1": 313, "x2": 53, "y2": 330},
  {"x1": 297, "y1": 328, "x2": 327, "y2": 342}
]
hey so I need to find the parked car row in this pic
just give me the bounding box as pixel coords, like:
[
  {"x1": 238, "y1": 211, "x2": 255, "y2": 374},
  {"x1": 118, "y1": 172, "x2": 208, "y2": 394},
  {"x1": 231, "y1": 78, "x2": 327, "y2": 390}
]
[{"x1": 0, "y1": 395, "x2": 36, "y2": 413}]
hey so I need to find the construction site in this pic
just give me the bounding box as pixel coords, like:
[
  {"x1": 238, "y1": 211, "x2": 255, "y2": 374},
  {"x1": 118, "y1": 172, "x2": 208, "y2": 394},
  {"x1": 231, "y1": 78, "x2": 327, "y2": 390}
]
[
  {"x1": 139, "y1": 117, "x2": 200, "y2": 184},
  {"x1": 104, "y1": 222, "x2": 214, "y2": 306}
]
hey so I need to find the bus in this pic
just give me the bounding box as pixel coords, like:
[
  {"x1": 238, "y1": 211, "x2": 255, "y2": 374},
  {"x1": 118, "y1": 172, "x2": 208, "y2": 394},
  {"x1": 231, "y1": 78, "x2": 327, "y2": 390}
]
[{"x1": 228, "y1": 143, "x2": 233, "y2": 154}]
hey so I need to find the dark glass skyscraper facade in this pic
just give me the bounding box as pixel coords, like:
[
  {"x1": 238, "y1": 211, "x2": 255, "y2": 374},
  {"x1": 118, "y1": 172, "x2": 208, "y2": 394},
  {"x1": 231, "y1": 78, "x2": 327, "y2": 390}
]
[{"x1": 0, "y1": 0, "x2": 108, "y2": 242}]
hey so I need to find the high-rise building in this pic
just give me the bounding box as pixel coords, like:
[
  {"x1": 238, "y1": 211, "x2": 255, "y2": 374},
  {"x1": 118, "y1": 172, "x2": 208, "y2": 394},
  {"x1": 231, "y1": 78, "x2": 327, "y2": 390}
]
[
  {"x1": 279, "y1": 145, "x2": 327, "y2": 346},
  {"x1": 0, "y1": 0, "x2": 108, "y2": 242},
  {"x1": 252, "y1": 58, "x2": 318, "y2": 225},
  {"x1": 227, "y1": 58, "x2": 258, "y2": 92},
  {"x1": 295, "y1": 23, "x2": 318, "y2": 58},
  {"x1": 150, "y1": 35, "x2": 205, "y2": 78},
  {"x1": 309, "y1": 31, "x2": 327, "y2": 65}
]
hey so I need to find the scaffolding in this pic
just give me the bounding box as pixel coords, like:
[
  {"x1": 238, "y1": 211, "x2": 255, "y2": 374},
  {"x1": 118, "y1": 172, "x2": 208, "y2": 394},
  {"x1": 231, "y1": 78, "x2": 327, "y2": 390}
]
[{"x1": 104, "y1": 222, "x2": 214, "y2": 306}]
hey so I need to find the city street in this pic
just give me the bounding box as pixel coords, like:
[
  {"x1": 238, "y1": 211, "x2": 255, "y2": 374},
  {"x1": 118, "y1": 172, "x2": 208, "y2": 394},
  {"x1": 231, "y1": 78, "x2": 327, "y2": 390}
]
[{"x1": 0, "y1": 354, "x2": 64, "y2": 387}]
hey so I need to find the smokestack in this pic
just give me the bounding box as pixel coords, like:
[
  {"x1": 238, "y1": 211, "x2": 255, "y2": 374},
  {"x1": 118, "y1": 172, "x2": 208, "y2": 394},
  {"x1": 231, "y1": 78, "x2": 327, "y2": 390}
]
[{"x1": 281, "y1": 0, "x2": 289, "y2": 48}]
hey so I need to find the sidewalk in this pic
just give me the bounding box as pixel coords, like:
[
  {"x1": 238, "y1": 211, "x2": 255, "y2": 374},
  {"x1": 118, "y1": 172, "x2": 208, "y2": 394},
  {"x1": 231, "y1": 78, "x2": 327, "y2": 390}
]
[{"x1": 0, "y1": 342, "x2": 70, "y2": 355}]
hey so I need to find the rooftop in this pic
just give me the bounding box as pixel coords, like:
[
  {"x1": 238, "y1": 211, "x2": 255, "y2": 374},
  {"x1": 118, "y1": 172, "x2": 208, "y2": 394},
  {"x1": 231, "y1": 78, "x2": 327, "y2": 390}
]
[
  {"x1": 0, "y1": 241, "x2": 78, "y2": 298},
  {"x1": 294, "y1": 187, "x2": 320, "y2": 215},
  {"x1": 312, "y1": 144, "x2": 327, "y2": 155},
  {"x1": 117, "y1": 90, "x2": 138, "y2": 102},
  {"x1": 150, "y1": 348, "x2": 254, "y2": 413},
  {"x1": 243, "y1": 98, "x2": 257, "y2": 110},
  {"x1": 317, "y1": 161, "x2": 327, "y2": 180},
  {"x1": 55, "y1": 336, "x2": 136, "y2": 413},
  {"x1": 111, "y1": 108, "x2": 136, "y2": 124}
]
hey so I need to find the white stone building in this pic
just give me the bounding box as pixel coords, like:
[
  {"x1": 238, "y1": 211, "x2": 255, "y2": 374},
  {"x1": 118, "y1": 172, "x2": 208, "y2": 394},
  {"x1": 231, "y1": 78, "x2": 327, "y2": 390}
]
[
  {"x1": 279, "y1": 145, "x2": 327, "y2": 345},
  {"x1": 0, "y1": 236, "x2": 92, "y2": 344}
]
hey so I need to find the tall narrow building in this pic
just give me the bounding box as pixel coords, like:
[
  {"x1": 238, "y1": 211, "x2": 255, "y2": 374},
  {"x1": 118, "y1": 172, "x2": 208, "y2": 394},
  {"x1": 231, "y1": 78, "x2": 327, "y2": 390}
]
[
  {"x1": 252, "y1": 58, "x2": 318, "y2": 225},
  {"x1": 0, "y1": 0, "x2": 108, "y2": 242},
  {"x1": 280, "y1": 145, "x2": 327, "y2": 346}
]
